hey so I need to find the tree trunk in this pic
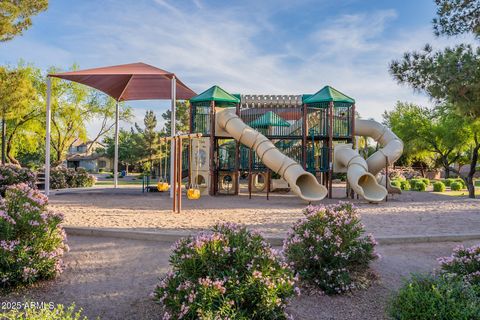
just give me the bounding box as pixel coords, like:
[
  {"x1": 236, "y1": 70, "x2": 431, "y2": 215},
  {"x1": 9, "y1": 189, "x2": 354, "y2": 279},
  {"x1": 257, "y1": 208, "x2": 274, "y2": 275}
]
[
  {"x1": 1, "y1": 117, "x2": 5, "y2": 165},
  {"x1": 53, "y1": 149, "x2": 63, "y2": 167},
  {"x1": 466, "y1": 143, "x2": 480, "y2": 199},
  {"x1": 6, "y1": 153, "x2": 19, "y2": 165},
  {"x1": 126, "y1": 163, "x2": 129, "y2": 175},
  {"x1": 453, "y1": 141, "x2": 480, "y2": 199},
  {"x1": 444, "y1": 166, "x2": 450, "y2": 178}
]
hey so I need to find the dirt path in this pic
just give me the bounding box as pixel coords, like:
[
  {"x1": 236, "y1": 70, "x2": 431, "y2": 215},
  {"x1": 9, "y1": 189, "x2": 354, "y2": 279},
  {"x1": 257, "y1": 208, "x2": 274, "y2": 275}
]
[{"x1": 2, "y1": 236, "x2": 478, "y2": 320}]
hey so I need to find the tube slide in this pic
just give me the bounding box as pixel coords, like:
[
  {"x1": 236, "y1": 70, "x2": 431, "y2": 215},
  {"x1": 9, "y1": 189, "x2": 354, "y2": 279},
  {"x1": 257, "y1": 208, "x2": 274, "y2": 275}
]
[
  {"x1": 355, "y1": 119, "x2": 404, "y2": 194},
  {"x1": 216, "y1": 108, "x2": 327, "y2": 202},
  {"x1": 334, "y1": 144, "x2": 388, "y2": 202}
]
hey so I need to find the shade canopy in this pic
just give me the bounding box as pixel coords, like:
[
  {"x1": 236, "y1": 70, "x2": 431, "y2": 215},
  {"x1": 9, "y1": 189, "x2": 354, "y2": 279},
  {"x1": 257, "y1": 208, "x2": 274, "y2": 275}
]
[
  {"x1": 303, "y1": 85, "x2": 355, "y2": 104},
  {"x1": 49, "y1": 62, "x2": 196, "y2": 101},
  {"x1": 249, "y1": 111, "x2": 290, "y2": 128},
  {"x1": 190, "y1": 85, "x2": 240, "y2": 104}
]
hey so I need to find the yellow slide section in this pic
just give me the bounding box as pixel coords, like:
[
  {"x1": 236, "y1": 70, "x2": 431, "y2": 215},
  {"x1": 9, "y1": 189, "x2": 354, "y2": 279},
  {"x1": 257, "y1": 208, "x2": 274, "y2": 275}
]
[{"x1": 216, "y1": 108, "x2": 328, "y2": 202}]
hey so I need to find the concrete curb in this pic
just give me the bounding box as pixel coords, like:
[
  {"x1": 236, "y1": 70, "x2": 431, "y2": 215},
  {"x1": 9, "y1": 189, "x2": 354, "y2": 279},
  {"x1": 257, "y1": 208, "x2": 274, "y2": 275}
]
[{"x1": 64, "y1": 226, "x2": 480, "y2": 246}]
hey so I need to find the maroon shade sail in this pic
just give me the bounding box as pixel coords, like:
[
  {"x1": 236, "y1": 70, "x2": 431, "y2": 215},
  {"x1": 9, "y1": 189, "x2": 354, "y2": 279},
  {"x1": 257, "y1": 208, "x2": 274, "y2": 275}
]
[{"x1": 49, "y1": 62, "x2": 196, "y2": 101}]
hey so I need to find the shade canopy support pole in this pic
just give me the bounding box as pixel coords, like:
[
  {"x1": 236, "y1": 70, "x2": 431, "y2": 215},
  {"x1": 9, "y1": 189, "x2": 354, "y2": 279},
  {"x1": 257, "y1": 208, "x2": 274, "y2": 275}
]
[
  {"x1": 170, "y1": 76, "x2": 176, "y2": 198},
  {"x1": 45, "y1": 77, "x2": 52, "y2": 196},
  {"x1": 114, "y1": 101, "x2": 119, "y2": 188}
]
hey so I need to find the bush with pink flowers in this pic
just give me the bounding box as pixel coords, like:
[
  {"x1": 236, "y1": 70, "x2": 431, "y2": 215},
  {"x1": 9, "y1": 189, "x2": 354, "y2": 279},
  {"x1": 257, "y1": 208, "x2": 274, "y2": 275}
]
[
  {"x1": 154, "y1": 223, "x2": 298, "y2": 320},
  {"x1": 0, "y1": 164, "x2": 36, "y2": 196},
  {"x1": 283, "y1": 202, "x2": 378, "y2": 294},
  {"x1": 437, "y1": 243, "x2": 480, "y2": 289},
  {"x1": 0, "y1": 184, "x2": 68, "y2": 288},
  {"x1": 50, "y1": 167, "x2": 96, "y2": 189}
]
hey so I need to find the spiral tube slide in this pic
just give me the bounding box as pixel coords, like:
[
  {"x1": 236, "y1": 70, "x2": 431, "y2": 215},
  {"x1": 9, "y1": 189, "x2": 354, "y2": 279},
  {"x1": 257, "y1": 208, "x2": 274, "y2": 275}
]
[
  {"x1": 355, "y1": 119, "x2": 404, "y2": 194},
  {"x1": 216, "y1": 108, "x2": 328, "y2": 202},
  {"x1": 334, "y1": 144, "x2": 388, "y2": 202}
]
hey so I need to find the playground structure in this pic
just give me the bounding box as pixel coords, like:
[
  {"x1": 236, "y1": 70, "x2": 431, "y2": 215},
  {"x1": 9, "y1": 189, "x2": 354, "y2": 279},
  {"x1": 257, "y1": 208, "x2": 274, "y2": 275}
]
[
  {"x1": 43, "y1": 63, "x2": 402, "y2": 204},
  {"x1": 188, "y1": 85, "x2": 403, "y2": 203}
]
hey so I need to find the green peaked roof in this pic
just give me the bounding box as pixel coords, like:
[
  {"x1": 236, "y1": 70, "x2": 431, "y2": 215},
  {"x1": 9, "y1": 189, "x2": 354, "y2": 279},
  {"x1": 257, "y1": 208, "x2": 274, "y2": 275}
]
[
  {"x1": 249, "y1": 111, "x2": 291, "y2": 128},
  {"x1": 303, "y1": 85, "x2": 355, "y2": 104},
  {"x1": 190, "y1": 85, "x2": 240, "y2": 103}
]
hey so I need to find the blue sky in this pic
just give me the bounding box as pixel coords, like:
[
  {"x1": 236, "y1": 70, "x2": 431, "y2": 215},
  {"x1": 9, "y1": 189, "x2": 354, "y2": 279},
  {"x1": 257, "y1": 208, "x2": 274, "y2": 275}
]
[{"x1": 0, "y1": 0, "x2": 474, "y2": 136}]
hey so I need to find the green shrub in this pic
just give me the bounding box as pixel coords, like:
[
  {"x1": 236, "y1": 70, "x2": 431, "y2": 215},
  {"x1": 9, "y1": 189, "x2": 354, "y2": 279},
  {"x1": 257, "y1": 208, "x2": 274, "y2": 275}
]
[
  {"x1": 410, "y1": 178, "x2": 429, "y2": 189},
  {"x1": 450, "y1": 182, "x2": 462, "y2": 191},
  {"x1": 154, "y1": 223, "x2": 297, "y2": 320},
  {"x1": 438, "y1": 244, "x2": 480, "y2": 289},
  {"x1": 388, "y1": 274, "x2": 480, "y2": 320},
  {"x1": 408, "y1": 179, "x2": 418, "y2": 189},
  {"x1": 0, "y1": 184, "x2": 68, "y2": 288},
  {"x1": 332, "y1": 173, "x2": 347, "y2": 182},
  {"x1": 0, "y1": 164, "x2": 36, "y2": 196},
  {"x1": 50, "y1": 167, "x2": 96, "y2": 189},
  {"x1": 445, "y1": 178, "x2": 455, "y2": 187},
  {"x1": 283, "y1": 202, "x2": 378, "y2": 295},
  {"x1": 400, "y1": 180, "x2": 411, "y2": 191},
  {"x1": 455, "y1": 178, "x2": 466, "y2": 189},
  {"x1": 414, "y1": 181, "x2": 426, "y2": 191},
  {"x1": 390, "y1": 180, "x2": 401, "y2": 188},
  {"x1": 1, "y1": 303, "x2": 88, "y2": 319},
  {"x1": 433, "y1": 181, "x2": 446, "y2": 192}
]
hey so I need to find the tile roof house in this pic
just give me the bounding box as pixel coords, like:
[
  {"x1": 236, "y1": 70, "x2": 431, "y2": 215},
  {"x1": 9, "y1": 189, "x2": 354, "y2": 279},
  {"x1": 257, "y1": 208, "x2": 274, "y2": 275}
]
[{"x1": 66, "y1": 140, "x2": 112, "y2": 172}]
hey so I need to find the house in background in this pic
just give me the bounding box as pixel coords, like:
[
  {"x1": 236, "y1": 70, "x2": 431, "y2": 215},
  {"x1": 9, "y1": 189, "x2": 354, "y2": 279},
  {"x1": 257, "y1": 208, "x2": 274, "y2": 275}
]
[{"x1": 66, "y1": 140, "x2": 113, "y2": 172}]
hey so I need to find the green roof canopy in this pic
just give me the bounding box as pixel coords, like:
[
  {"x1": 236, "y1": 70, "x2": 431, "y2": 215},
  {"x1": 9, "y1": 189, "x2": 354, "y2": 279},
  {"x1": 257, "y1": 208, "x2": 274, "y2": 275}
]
[
  {"x1": 249, "y1": 111, "x2": 290, "y2": 128},
  {"x1": 303, "y1": 85, "x2": 355, "y2": 104},
  {"x1": 190, "y1": 85, "x2": 240, "y2": 103}
]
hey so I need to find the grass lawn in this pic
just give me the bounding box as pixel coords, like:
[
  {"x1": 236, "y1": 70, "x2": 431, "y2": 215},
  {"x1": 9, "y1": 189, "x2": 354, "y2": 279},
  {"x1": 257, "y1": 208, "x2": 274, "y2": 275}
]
[
  {"x1": 432, "y1": 188, "x2": 480, "y2": 197},
  {"x1": 95, "y1": 180, "x2": 144, "y2": 186}
]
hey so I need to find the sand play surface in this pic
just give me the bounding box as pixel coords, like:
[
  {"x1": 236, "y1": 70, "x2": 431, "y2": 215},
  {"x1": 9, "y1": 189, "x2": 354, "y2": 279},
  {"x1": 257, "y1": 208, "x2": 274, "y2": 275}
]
[{"x1": 49, "y1": 185, "x2": 480, "y2": 237}]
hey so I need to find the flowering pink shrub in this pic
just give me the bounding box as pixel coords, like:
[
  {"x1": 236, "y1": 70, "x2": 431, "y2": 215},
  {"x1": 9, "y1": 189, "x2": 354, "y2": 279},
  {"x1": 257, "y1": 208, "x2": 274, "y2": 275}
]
[
  {"x1": 50, "y1": 167, "x2": 96, "y2": 189},
  {"x1": 283, "y1": 202, "x2": 378, "y2": 294},
  {"x1": 154, "y1": 223, "x2": 298, "y2": 320},
  {"x1": 0, "y1": 184, "x2": 68, "y2": 288},
  {"x1": 437, "y1": 243, "x2": 480, "y2": 288},
  {"x1": 0, "y1": 164, "x2": 36, "y2": 196}
]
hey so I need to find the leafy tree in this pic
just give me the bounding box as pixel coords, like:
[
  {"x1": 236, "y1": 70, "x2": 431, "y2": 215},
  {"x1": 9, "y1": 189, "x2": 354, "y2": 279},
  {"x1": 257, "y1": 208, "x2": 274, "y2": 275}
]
[
  {"x1": 383, "y1": 102, "x2": 471, "y2": 178},
  {"x1": 15, "y1": 139, "x2": 45, "y2": 169},
  {"x1": 85, "y1": 92, "x2": 133, "y2": 154},
  {"x1": 0, "y1": 0, "x2": 48, "y2": 42},
  {"x1": 0, "y1": 64, "x2": 36, "y2": 164},
  {"x1": 0, "y1": 63, "x2": 132, "y2": 167},
  {"x1": 104, "y1": 129, "x2": 142, "y2": 174},
  {"x1": 389, "y1": 0, "x2": 480, "y2": 198},
  {"x1": 161, "y1": 100, "x2": 190, "y2": 136},
  {"x1": 390, "y1": 44, "x2": 480, "y2": 118},
  {"x1": 40, "y1": 68, "x2": 92, "y2": 165},
  {"x1": 433, "y1": 0, "x2": 480, "y2": 37},
  {"x1": 134, "y1": 110, "x2": 159, "y2": 166}
]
